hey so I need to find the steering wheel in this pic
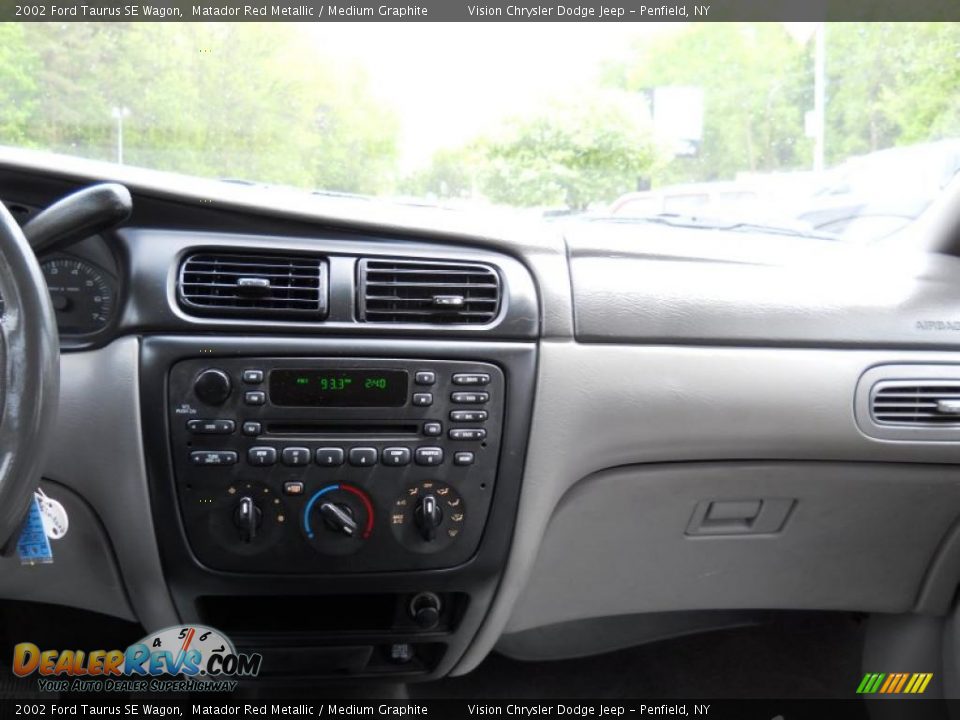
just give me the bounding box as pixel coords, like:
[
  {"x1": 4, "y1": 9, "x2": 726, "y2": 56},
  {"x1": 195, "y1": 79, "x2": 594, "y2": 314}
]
[{"x1": 0, "y1": 201, "x2": 59, "y2": 549}]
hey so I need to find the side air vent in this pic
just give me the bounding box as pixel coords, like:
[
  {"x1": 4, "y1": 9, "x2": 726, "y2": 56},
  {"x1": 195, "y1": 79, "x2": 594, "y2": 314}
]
[
  {"x1": 871, "y1": 381, "x2": 960, "y2": 425},
  {"x1": 357, "y1": 259, "x2": 501, "y2": 325},
  {"x1": 178, "y1": 252, "x2": 327, "y2": 319}
]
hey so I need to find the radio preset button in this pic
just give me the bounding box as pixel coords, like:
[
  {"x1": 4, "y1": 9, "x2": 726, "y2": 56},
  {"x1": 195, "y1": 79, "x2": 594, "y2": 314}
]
[
  {"x1": 349, "y1": 447, "x2": 378, "y2": 467},
  {"x1": 449, "y1": 428, "x2": 486, "y2": 441},
  {"x1": 382, "y1": 447, "x2": 412, "y2": 466},
  {"x1": 190, "y1": 450, "x2": 238, "y2": 466},
  {"x1": 316, "y1": 447, "x2": 345, "y2": 467},
  {"x1": 452, "y1": 373, "x2": 490, "y2": 386},
  {"x1": 248, "y1": 446, "x2": 277, "y2": 466},
  {"x1": 242, "y1": 369, "x2": 264, "y2": 384},
  {"x1": 281, "y1": 447, "x2": 311, "y2": 467},
  {"x1": 423, "y1": 421, "x2": 442, "y2": 437},
  {"x1": 451, "y1": 391, "x2": 489, "y2": 404},
  {"x1": 283, "y1": 481, "x2": 305, "y2": 496},
  {"x1": 241, "y1": 421, "x2": 262, "y2": 436},
  {"x1": 244, "y1": 391, "x2": 266, "y2": 406},
  {"x1": 415, "y1": 447, "x2": 444, "y2": 466},
  {"x1": 187, "y1": 419, "x2": 235, "y2": 435},
  {"x1": 414, "y1": 371, "x2": 436, "y2": 385},
  {"x1": 450, "y1": 410, "x2": 487, "y2": 422},
  {"x1": 454, "y1": 451, "x2": 475, "y2": 466},
  {"x1": 412, "y1": 393, "x2": 433, "y2": 407}
]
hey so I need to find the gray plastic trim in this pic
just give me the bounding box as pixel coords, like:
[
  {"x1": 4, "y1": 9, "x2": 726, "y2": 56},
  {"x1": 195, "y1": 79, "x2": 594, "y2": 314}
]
[
  {"x1": 855, "y1": 364, "x2": 960, "y2": 442},
  {"x1": 42, "y1": 338, "x2": 178, "y2": 630},
  {"x1": 567, "y1": 222, "x2": 960, "y2": 349},
  {"x1": 454, "y1": 342, "x2": 960, "y2": 674},
  {"x1": 496, "y1": 611, "x2": 767, "y2": 662},
  {"x1": 506, "y1": 461, "x2": 960, "y2": 633},
  {"x1": 0, "y1": 479, "x2": 135, "y2": 621},
  {"x1": 120, "y1": 229, "x2": 540, "y2": 341}
]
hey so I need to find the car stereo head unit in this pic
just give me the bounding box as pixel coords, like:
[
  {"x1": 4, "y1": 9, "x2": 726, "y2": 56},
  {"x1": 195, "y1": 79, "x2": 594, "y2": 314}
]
[
  {"x1": 269, "y1": 368, "x2": 409, "y2": 407},
  {"x1": 167, "y1": 357, "x2": 505, "y2": 575}
]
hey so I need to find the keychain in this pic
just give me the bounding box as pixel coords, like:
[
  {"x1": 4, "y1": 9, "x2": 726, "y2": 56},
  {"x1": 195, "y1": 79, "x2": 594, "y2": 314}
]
[{"x1": 35, "y1": 488, "x2": 69, "y2": 540}]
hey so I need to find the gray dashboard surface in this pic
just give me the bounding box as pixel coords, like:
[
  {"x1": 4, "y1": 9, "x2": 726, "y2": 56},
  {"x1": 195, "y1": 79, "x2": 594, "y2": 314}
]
[
  {"x1": 43, "y1": 338, "x2": 178, "y2": 630},
  {"x1": 454, "y1": 342, "x2": 960, "y2": 673},
  {"x1": 567, "y1": 222, "x2": 960, "y2": 348}
]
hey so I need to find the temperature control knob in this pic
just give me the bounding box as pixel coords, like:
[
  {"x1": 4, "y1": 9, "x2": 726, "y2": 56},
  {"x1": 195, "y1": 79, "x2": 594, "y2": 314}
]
[
  {"x1": 414, "y1": 495, "x2": 443, "y2": 541},
  {"x1": 194, "y1": 368, "x2": 232, "y2": 405},
  {"x1": 233, "y1": 495, "x2": 262, "y2": 543},
  {"x1": 303, "y1": 484, "x2": 374, "y2": 556},
  {"x1": 320, "y1": 502, "x2": 359, "y2": 537}
]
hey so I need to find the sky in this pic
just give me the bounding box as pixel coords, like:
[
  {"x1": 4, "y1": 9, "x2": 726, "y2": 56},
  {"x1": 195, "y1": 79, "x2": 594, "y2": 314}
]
[{"x1": 304, "y1": 23, "x2": 683, "y2": 171}]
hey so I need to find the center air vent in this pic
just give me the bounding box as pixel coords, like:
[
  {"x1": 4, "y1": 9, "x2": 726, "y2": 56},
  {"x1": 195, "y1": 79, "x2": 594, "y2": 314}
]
[
  {"x1": 357, "y1": 259, "x2": 501, "y2": 325},
  {"x1": 178, "y1": 252, "x2": 327, "y2": 319},
  {"x1": 871, "y1": 381, "x2": 960, "y2": 425}
]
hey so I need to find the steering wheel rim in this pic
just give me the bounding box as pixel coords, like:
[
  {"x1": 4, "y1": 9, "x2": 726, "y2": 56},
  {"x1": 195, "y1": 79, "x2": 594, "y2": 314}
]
[{"x1": 0, "y1": 201, "x2": 59, "y2": 548}]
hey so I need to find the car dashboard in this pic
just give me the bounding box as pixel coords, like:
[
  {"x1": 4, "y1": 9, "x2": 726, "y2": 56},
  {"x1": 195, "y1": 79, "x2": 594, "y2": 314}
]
[{"x1": 7, "y1": 150, "x2": 960, "y2": 692}]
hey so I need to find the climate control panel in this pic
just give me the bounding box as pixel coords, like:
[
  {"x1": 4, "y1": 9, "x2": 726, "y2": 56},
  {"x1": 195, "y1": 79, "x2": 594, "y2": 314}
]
[{"x1": 167, "y1": 357, "x2": 505, "y2": 573}]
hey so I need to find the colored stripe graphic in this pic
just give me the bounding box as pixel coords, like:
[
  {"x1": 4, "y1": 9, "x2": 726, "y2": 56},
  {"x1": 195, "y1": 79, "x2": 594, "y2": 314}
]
[{"x1": 858, "y1": 672, "x2": 933, "y2": 694}]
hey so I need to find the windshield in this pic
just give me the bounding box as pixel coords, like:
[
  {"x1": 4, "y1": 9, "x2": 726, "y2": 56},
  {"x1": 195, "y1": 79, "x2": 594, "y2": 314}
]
[{"x1": 1, "y1": 22, "x2": 958, "y2": 242}]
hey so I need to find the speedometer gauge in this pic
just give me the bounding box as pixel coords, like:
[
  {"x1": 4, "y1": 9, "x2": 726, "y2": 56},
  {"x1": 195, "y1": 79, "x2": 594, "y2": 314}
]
[{"x1": 41, "y1": 256, "x2": 116, "y2": 335}]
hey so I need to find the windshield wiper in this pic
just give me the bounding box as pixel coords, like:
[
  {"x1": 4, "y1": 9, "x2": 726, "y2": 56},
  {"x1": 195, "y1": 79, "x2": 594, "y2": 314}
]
[{"x1": 591, "y1": 213, "x2": 836, "y2": 240}]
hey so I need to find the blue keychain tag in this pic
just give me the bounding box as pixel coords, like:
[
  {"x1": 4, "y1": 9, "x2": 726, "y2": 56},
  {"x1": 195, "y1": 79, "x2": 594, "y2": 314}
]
[{"x1": 17, "y1": 495, "x2": 53, "y2": 565}]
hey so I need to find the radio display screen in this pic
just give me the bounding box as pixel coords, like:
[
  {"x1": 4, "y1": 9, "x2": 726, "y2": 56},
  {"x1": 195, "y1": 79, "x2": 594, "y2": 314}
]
[{"x1": 269, "y1": 369, "x2": 408, "y2": 407}]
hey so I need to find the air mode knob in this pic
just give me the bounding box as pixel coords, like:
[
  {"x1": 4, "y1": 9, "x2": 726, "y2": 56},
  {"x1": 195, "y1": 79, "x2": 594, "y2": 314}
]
[
  {"x1": 194, "y1": 368, "x2": 232, "y2": 405},
  {"x1": 414, "y1": 495, "x2": 443, "y2": 542}
]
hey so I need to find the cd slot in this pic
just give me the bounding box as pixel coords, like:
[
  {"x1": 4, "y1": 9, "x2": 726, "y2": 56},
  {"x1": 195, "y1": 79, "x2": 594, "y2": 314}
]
[{"x1": 266, "y1": 421, "x2": 420, "y2": 436}]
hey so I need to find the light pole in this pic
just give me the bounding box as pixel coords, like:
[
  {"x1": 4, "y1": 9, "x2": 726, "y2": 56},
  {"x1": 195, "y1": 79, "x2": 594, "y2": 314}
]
[
  {"x1": 111, "y1": 106, "x2": 130, "y2": 164},
  {"x1": 813, "y1": 24, "x2": 826, "y2": 173}
]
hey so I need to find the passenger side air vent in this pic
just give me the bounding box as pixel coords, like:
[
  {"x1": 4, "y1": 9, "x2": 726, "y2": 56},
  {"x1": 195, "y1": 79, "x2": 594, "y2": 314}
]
[
  {"x1": 178, "y1": 252, "x2": 327, "y2": 319},
  {"x1": 357, "y1": 259, "x2": 501, "y2": 325},
  {"x1": 871, "y1": 381, "x2": 960, "y2": 425}
]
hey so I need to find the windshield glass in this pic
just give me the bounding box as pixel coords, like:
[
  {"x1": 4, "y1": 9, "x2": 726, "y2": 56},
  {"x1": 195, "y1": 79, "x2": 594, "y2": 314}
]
[{"x1": 1, "y1": 22, "x2": 957, "y2": 242}]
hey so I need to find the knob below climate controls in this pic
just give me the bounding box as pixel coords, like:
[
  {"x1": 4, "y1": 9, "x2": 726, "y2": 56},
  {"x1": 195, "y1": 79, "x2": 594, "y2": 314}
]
[
  {"x1": 194, "y1": 368, "x2": 232, "y2": 405},
  {"x1": 233, "y1": 495, "x2": 262, "y2": 543},
  {"x1": 409, "y1": 592, "x2": 442, "y2": 630}
]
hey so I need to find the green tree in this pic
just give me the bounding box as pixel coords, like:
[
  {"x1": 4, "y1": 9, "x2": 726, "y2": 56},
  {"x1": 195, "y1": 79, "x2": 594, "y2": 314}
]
[
  {"x1": 475, "y1": 91, "x2": 655, "y2": 210},
  {"x1": 0, "y1": 24, "x2": 40, "y2": 145},
  {"x1": 605, "y1": 23, "x2": 812, "y2": 185},
  {"x1": 399, "y1": 147, "x2": 478, "y2": 200},
  {"x1": 0, "y1": 22, "x2": 400, "y2": 194},
  {"x1": 825, "y1": 23, "x2": 960, "y2": 161}
]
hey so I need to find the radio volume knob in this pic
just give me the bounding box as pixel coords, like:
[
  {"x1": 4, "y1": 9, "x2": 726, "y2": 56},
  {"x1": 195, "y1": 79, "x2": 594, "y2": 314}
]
[{"x1": 194, "y1": 368, "x2": 232, "y2": 405}]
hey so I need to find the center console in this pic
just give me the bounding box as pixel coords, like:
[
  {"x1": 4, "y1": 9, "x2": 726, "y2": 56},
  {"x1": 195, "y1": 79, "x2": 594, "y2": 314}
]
[
  {"x1": 168, "y1": 357, "x2": 505, "y2": 573},
  {"x1": 140, "y1": 335, "x2": 536, "y2": 681}
]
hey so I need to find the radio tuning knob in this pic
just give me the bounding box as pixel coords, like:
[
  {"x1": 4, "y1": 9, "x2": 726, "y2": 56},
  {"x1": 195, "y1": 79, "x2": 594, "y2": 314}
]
[
  {"x1": 194, "y1": 368, "x2": 232, "y2": 405},
  {"x1": 233, "y1": 496, "x2": 262, "y2": 543},
  {"x1": 320, "y1": 502, "x2": 359, "y2": 537},
  {"x1": 414, "y1": 494, "x2": 443, "y2": 542}
]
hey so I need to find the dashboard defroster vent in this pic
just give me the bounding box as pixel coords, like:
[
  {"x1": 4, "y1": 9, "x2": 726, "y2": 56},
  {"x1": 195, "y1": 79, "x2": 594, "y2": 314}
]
[
  {"x1": 871, "y1": 380, "x2": 960, "y2": 425},
  {"x1": 178, "y1": 252, "x2": 327, "y2": 319},
  {"x1": 357, "y1": 258, "x2": 501, "y2": 325}
]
